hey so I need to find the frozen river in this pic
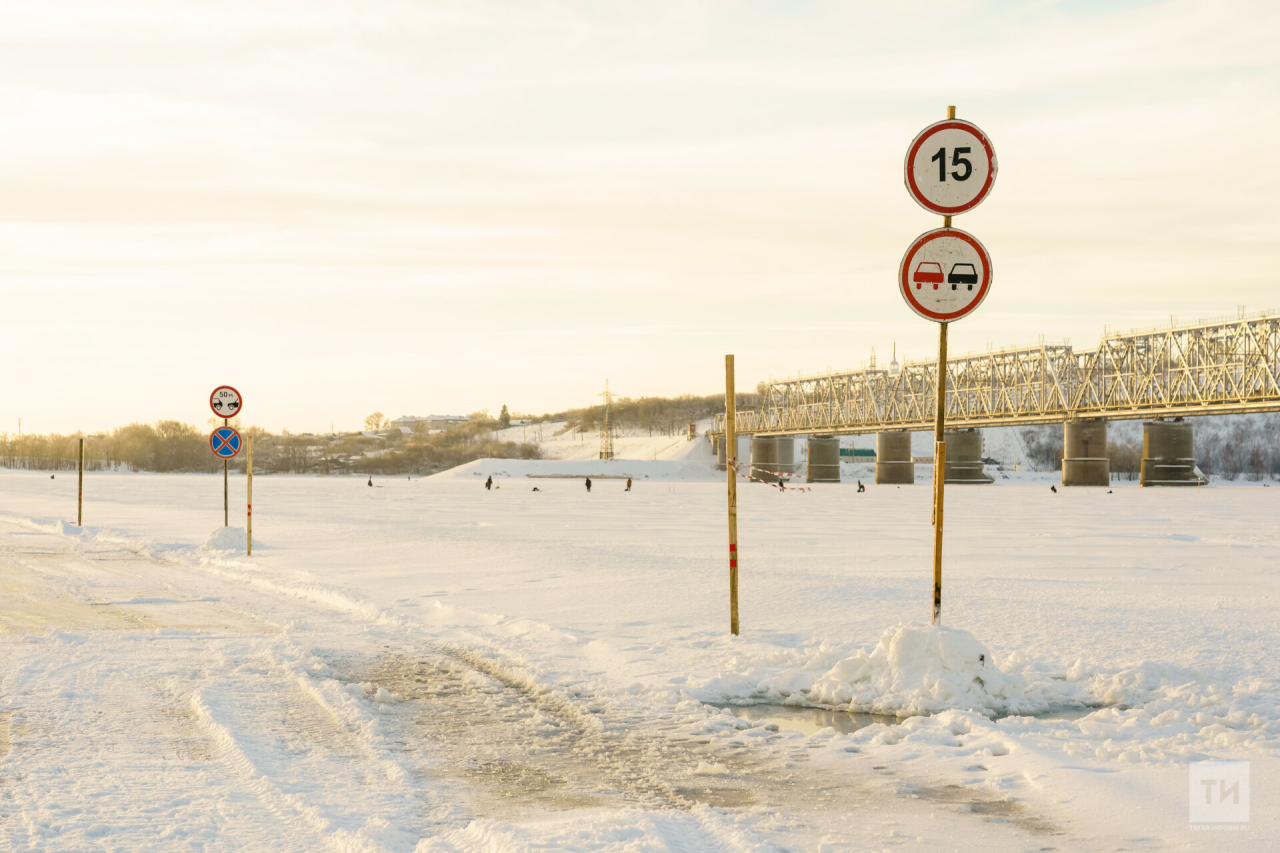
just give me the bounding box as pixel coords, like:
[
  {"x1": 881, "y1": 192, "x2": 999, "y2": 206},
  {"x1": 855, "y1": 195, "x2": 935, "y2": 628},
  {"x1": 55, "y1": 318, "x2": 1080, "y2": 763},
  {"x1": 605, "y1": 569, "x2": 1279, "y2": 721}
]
[{"x1": 1, "y1": 467, "x2": 1277, "y2": 851}]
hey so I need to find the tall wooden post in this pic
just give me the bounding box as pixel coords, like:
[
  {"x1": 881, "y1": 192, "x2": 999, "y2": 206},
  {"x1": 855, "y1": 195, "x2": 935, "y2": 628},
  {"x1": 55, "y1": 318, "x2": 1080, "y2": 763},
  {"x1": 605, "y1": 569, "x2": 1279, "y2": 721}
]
[
  {"x1": 725, "y1": 354, "x2": 739, "y2": 636},
  {"x1": 77, "y1": 438, "x2": 84, "y2": 526},
  {"x1": 932, "y1": 322, "x2": 948, "y2": 624},
  {"x1": 246, "y1": 436, "x2": 253, "y2": 556}
]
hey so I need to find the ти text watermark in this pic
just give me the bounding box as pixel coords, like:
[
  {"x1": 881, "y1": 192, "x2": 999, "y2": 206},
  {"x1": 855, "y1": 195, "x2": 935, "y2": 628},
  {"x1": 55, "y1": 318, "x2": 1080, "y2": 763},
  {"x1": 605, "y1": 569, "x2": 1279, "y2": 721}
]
[{"x1": 1190, "y1": 761, "x2": 1249, "y2": 829}]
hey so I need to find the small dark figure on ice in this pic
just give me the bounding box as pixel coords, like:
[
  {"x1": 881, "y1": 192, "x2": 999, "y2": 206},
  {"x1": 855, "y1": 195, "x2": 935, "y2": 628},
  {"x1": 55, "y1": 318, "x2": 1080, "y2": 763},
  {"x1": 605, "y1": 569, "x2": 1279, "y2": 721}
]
[
  {"x1": 585, "y1": 477, "x2": 592, "y2": 493},
  {"x1": 1050, "y1": 485, "x2": 1057, "y2": 493},
  {"x1": 367, "y1": 477, "x2": 373, "y2": 487},
  {"x1": 856, "y1": 480, "x2": 865, "y2": 493},
  {"x1": 485, "y1": 476, "x2": 493, "y2": 491},
  {"x1": 625, "y1": 477, "x2": 632, "y2": 492}
]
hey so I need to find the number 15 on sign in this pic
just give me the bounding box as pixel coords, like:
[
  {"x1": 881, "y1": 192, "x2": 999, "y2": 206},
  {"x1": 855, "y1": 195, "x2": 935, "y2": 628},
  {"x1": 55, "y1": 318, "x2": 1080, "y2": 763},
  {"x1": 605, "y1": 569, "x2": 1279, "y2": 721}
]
[{"x1": 904, "y1": 119, "x2": 997, "y2": 216}]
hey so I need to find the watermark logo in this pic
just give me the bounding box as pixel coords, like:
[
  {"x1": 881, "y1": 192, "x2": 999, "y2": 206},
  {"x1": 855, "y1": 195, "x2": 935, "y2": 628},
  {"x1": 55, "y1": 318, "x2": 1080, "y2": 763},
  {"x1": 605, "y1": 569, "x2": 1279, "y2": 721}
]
[{"x1": 1190, "y1": 761, "x2": 1249, "y2": 829}]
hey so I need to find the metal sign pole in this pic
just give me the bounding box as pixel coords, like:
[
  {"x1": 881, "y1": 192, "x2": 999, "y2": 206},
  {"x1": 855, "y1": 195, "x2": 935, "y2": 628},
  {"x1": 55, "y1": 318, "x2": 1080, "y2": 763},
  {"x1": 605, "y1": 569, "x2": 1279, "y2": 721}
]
[
  {"x1": 932, "y1": 320, "x2": 948, "y2": 624},
  {"x1": 725, "y1": 354, "x2": 740, "y2": 636},
  {"x1": 899, "y1": 102, "x2": 997, "y2": 624},
  {"x1": 223, "y1": 417, "x2": 229, "y2": 528},
  {"x1": 929, "y1": 103, "x2": 959, "y2": 624}
]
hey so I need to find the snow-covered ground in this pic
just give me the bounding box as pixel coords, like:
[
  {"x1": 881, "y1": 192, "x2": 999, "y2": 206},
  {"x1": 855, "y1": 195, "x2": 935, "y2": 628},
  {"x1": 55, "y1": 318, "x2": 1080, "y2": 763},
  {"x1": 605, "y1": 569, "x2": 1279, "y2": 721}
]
[{"x1": 2, "y1": 468, "x2": 1278, "y2": 851}]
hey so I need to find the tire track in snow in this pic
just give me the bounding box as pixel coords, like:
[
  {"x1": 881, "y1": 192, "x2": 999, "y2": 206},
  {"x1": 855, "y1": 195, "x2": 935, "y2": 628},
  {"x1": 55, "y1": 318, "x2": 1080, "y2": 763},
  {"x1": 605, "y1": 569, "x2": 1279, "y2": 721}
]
[{"x1": 1, "y1": 515, "x2": 1064, "y2": 849}]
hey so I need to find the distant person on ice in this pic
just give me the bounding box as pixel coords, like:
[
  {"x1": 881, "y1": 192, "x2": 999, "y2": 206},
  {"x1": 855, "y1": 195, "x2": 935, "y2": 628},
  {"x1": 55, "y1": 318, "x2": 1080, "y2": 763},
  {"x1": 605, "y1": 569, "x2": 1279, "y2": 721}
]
[
  {"x1": 857, "y1": 480, "x2": 865, "y2": 493},
  {"x1": 625, "y1": 477, "x2": 632, "y2": 492},
  {"x1": 485, "y1": 476, "x2": 493, "y2": 491},
  {"x1": 367, "y1": 477, "x2": 372, "y2": 487},
  {"x1": 585, "y1": 477, "x2": 592, "y2": 493}
]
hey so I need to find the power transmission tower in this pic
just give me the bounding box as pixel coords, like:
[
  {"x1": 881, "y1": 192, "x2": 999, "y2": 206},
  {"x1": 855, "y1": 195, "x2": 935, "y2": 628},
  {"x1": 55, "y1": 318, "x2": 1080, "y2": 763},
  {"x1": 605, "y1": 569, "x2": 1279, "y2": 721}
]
[{"x1": 598, "y1": 380, "x2": 615, "y2": 460}]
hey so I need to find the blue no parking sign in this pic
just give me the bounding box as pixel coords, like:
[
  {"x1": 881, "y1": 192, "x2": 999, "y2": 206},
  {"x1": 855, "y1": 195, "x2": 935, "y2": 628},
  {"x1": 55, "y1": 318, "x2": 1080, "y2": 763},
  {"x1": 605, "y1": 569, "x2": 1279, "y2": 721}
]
[{"x1": 210, "y1": 427, "x2": 243, "y2": 459}]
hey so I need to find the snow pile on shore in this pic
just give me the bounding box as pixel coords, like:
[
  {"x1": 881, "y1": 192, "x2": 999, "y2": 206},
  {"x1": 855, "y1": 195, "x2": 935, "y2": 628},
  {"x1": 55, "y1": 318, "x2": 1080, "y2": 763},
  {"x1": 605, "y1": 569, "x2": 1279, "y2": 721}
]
[{"x1": 807, "y1": 623, "x2": 1053, "y2": 717}]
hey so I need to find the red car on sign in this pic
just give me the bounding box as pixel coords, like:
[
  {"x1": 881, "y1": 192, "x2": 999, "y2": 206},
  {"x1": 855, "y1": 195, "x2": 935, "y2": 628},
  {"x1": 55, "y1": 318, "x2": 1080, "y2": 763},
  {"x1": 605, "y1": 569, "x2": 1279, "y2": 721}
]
[{"x1": 913, "y1": 261, "x2": 943, "y2": 289}]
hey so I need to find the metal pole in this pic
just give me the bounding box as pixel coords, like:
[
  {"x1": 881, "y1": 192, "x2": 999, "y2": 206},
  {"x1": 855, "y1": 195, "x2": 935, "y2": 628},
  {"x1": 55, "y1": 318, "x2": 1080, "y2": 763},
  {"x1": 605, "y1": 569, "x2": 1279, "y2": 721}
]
[
  {"x1": 223, "y1": 417, "x2": 229, "y2": 527},
  {"x1": 725, "y1": 354, "x2": 739, "y2": 636},
  {"x1": 932, "y1": 322, "x2": 948, "y2": 624},
  {"x1": 77, "y1": 438, "x2": 84, "y2": 526},
  {"x1": 931, "y1": 105, "x2": 957, "y2": 625},
  {"x1": 246, "y1": 436, "x2": 253, "y2": 556}
]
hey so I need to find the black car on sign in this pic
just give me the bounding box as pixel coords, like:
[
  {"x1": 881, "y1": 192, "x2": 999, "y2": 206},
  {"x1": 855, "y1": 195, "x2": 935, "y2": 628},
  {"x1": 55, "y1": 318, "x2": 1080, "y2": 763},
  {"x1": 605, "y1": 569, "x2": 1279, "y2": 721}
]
[{"x1": 948, "y1": 263, "x2": 978, "y2": 290}]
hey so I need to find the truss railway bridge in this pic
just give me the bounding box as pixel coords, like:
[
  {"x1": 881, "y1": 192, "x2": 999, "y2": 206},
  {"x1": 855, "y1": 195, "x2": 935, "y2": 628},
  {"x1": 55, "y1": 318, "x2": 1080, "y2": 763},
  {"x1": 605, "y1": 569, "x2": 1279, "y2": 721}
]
[{"x1": 710, "y1": 311, "x2": 1280, "y2": 487}]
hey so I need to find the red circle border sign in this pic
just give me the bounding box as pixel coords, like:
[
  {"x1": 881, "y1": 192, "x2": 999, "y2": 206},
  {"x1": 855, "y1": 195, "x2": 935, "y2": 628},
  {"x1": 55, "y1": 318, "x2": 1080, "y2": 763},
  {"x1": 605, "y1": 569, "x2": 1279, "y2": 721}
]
[
  {"x1": 210, "y1": 385, "x2": 243, "y2": 420},
  {"x1": 210, "y1": 427, "x2": 243, "y2": 459},
  {"x1": 904, "y1": 119, "x2": 998, "y2": 216},
  {"x1": 898, "y1": 227, "x2": 993, "y2": 323}
]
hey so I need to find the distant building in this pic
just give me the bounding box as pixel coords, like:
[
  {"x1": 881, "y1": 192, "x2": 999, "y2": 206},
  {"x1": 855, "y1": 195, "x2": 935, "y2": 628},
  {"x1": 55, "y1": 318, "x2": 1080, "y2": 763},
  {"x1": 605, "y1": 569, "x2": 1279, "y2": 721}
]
[{"x1": 388, "y1": 414, "x2": 471, "y2": 433}]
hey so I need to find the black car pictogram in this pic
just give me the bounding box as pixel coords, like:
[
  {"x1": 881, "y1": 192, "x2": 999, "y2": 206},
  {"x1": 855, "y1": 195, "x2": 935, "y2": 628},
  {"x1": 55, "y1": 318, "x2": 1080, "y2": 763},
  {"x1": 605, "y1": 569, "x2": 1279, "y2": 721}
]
[{"x1": 948, "y1": 263, "x2": 978, "y2": 290}]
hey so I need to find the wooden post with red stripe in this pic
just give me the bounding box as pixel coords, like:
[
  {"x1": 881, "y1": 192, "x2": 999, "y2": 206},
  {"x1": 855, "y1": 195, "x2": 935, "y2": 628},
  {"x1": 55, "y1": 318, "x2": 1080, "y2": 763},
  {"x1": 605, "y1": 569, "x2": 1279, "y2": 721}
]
[
  {"x1": 246, "y1": 436, "x2": 253, "y2": 556},
  {"x1": 725, "y1": 354, "x2": 739, "y2": 635}
]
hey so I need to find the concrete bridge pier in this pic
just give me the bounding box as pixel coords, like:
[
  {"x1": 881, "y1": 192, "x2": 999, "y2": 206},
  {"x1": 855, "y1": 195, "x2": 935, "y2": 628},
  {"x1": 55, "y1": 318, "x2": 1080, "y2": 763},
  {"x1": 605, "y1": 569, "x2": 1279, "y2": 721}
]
[
  {"x1": 875, "y1": 431, "x2": 914, "y2": 484},
  {"x1": 1140, "y1": 420, "x2": 1205, "y2": 486},
  {"x1": 1062, "y1": 419, "x2": 1110, "y2": 486},
  {"x1": 750, "y1": 436, "x2": 778, "y2": 483},
  {"x1": 715, "y1": 435, "x2": 727, "y2": 471},
  {"x1": 806, "y1": 436, "x2": 841, "y2": 483},
  {"x1": 776, "y1": 437, "x2": 796, "y2": 483},
  {"x1": 943, "y1": 429, "x2": 993, "y2": 483},
  {"x1": 750, "y1": 435, "x2": 796, "y2": 483}
]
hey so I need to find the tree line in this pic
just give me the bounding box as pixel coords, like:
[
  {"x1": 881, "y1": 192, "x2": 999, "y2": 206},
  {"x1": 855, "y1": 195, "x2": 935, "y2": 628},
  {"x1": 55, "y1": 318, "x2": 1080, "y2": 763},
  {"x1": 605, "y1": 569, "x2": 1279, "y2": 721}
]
[{"x1": 0, "y1": 416, "x2": 540, "y2": 475}]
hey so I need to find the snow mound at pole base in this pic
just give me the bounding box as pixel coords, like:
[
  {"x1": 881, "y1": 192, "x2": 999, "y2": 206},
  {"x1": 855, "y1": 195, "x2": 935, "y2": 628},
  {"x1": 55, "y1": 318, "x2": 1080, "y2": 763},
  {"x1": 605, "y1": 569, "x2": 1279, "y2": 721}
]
[
  {"x1": 807, "y1": 623, "x2": 1052, "y2": 717},
  {"x1": 201, "y1": 526, "x2": 249, "y2": 552}
]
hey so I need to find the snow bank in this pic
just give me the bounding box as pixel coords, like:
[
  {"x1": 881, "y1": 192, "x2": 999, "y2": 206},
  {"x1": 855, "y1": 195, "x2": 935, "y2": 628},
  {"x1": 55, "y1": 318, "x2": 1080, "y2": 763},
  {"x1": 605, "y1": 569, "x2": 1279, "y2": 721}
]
[
  {"x1": 201, "y1": 526, "x2": 250, "y2": 552},
  {"x1": 434, "y1": 458, "x2": 720, "y2": 482},
  {"x1": 806, "y1": 623, "x2": 1052, "y2": 717},
  {"x1": 0, "y1": 514, "x2": 83, "y2": 536}
]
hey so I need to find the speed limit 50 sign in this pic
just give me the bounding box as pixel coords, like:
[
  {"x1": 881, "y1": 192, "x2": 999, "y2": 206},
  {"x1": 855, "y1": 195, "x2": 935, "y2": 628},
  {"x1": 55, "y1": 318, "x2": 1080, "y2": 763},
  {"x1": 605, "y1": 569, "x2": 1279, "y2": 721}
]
[{"x1": 904, "y1": 119, "x2": 997, "y2": 216}]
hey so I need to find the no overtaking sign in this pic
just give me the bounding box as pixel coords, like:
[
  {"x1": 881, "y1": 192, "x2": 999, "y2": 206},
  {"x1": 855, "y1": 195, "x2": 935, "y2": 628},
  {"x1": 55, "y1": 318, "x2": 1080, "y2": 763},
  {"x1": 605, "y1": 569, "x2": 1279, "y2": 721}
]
[
  {"x1": 898, "y1": 227, "x2": 992, "y2": 323},
  {"x1": 210, "y1": 386, "x2": 243, "y2": 420}
]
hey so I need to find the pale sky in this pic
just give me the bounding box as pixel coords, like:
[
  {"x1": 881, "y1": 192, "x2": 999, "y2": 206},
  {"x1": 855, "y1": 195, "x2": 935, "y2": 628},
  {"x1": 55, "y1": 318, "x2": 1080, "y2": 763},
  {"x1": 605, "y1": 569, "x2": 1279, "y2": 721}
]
[{"x1": 3, "y1": 0, "x2": 1279, "y2": 434}]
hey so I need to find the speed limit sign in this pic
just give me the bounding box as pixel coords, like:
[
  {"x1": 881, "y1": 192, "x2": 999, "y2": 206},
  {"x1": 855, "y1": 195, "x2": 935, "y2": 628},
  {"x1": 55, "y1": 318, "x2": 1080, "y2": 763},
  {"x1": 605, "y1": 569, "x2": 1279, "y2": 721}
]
[{"x1": 904, "y1": 119, "x2": 997, "y2": 216}]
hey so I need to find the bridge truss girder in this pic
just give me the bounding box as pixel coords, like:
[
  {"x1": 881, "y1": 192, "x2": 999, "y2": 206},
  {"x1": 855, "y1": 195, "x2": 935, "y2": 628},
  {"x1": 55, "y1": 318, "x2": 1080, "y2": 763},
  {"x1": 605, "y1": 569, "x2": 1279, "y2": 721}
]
[{"x1": 713, "y1": 315, "x2": 1280, "y2": 436}]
